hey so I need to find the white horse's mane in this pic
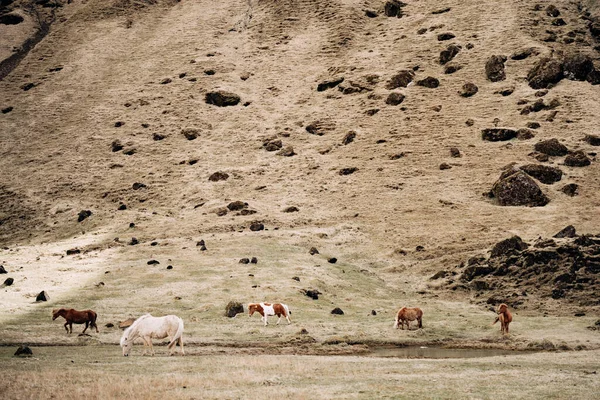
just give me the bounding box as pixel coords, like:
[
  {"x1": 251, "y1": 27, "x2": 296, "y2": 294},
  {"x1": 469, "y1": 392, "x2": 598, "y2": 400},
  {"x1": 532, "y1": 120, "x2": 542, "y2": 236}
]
[{"x1": 120, "y1": 314, "x2": 152, "y2": 346}]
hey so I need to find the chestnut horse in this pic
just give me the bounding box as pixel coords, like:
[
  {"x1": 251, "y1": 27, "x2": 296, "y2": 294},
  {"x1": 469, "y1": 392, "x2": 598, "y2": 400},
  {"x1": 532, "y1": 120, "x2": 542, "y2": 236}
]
[
  {"x1": 248, "y1": 302, "x2": 291, "y2": 326},
  {"x1": 52, "y1": 308, "x2": 99, "y2": 334},
  {"x1": 394, "y1": 307, "x2": 423, "y2": 330},
  {"x1": 492, "y1": 303, "x2": 512, "y2": 335}
]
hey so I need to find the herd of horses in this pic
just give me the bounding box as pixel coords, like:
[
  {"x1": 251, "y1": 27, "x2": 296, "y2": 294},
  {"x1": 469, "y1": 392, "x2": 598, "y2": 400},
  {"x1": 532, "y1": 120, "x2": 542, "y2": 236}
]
[{"x1": 51, "y1": 302, "x2": 513, "y2": 356}]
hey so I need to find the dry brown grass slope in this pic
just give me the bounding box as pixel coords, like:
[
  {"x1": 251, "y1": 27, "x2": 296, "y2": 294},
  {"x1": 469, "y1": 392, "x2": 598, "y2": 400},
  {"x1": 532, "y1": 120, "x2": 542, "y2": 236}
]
[{"x1": 0, "y1": 0, "x2": 599, "y2": 345}]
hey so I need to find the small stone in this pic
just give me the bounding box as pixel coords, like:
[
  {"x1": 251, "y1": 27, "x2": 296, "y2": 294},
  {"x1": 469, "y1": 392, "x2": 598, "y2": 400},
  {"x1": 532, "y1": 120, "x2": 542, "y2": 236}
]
[
  {"x1": 205, "y1": 91, "x2": 241, "y2": 107},
  {"x1": 317, "y1": 77, "x2": 344, "y2": 91},
  {"x1": 147, "y1": 260, "x2": 160, "y2": 265},
  {"x1": 331, "y1": 307, "x2": 344, "y2": 315},
  {"x1": 465, "y1": 119, "x2": 474, "y2": 127},
  {"x1": 526, "y1": 122, "x2": 541, "y2": 129},
  {"x1": 160, "y1": 78, "x2": 172, "y2": 84},
  {"x1": 153, "y1": 133, "x2": 166, "y2": 141},
  {"x1": 66, "y1": 248, "x2": 81, "y2": 255},
  {"x1": 114, "y1": 121, "x2": 124, "y2": 128},
  {"x1": 227, "y1": 201, "x2": 248, "y2": 211},
  {"x1": 3, "y1": 278, "x2": 14, "y2": 286},
  {"x1": 384, "y1": 0, "x2": 405, "y2": 17},
  {"x1": 386, "y1": 92, "x2": 405, "y2": 105},
  {"x1": 553, "y1": 225, "x2": 576, "y2": 238},
  {"x1": 208, "y1": 171, "x2": 229, "y2": 182},
  {"x1": 584, "y1": 134, "x2": 600, "y2": 146},
  {"x1": 481, "y1": 128, "x2": 517, "y2": 141},
  {"x1": 111, "y1": 140, "x2": 124, "y2": 152},
  {"x1": 78, "y1": 210, "x2": 92, "y2": 222},
  {"x1": 239, "y1": 258, "x2": 250, "y2": 264},
  {"x1": 517, "y1": 128, "x2": 535, "y2": 140},
  {"x1": 14, "y1": 346, "x2": 33, "y2": 357},
  {"x1": 182, "y1": 128, "x2": 199, "y2": 140},
  {"x1": 561, "y1": 183, "x2": 579, "y2": 196},
  {"x1": 491, "y1": 170, "x2": 549, "y2": 207},
  {"x1": 132, "y1": 182, "x2": 147, "y2": 190},
  {"x1": 444, "y1": 63, "x2": 462, "y2": 74},
  {"x1": 534, "y1": 138, "x2": 568, "y2": 156},
  {"x1": 416, "y1": 77, "x2": 440, "y2": 88},
  {"x1": 328, "y1": 257, "x2": 337, "y2": 264},
  {"x1": 309, "y1": 247, "x2": 319, "y2": 255},
  {"x1": 520, "y1": 164, "x2": 562, "y2": 184},
  {"x1": 250, "y1": 222, "x2": 264, "y2": 231},
  {"x1": 437, "y1": 32, "x2": 455, "y2": 41},
  {"x1": 1, "y1": 106, "x2": 13, "y2": 114},
  {"x1": 250, "y1": 257, "x2": 258, "y2": 264},
  {"x1": 292, "y1": 276, "x2": 300, "y2": 281},
  {"x1": 486, "y1": 55, "x2": 507, "y2": 82},
  {"x1": 564, "y1": 151, "x2": 591, "y2": 167},
  {"x1": 450, "y1": 147, "x2": 461, "y2": 158},
  {"x1": 371, "y1": 310, "x2": 377, "y2": 316},
  {"x1": 546, "y1": 5, "x2": 560, "y2": 17},
  {"x1": 440, "y1": 44, "x2": 461, "y2": 65},
  {"x1": 342, "y1": 131, "x2": 356, "y2": 145},
  {"x1": 439, "y1": 163, "x2": 452, "y2": 170},
  {"x1": 460, "y1": 82, "x2": 478, "y2": 97},
  {"x1": 0, "y1": 265, "x2": 6, "y2": 274},
  {"x1": 283, "y1": 206, "x2": 299, "y2": 213},
  {"x1": 339, "y1": 167, "x2": 358, "y2": 175},
  {"x1": 129, "y1": 237, "x2": 139, "y2": 245},
  {"x1": 35, "y1": 291, "x2": 49, "y2": 302},
  {"x1": 277, "y1": 146, "x2": 295, "y2": 157}
]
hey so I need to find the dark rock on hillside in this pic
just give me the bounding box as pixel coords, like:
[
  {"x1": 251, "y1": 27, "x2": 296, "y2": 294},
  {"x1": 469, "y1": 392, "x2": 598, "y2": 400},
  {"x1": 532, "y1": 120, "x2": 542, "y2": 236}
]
[
  {"x1": 283, "y1": 206, "x2": 299, "y2": 213},
  {"x1": 584, "y1": 134, "x2": 600, "y2": 146},
  {"x1": 342, "y1": 131, "x2": 356, "y2": 145},
  {"x1": 460, "y1": 82, "x2": 478, "y2": 97},
  {"x1": 129, "y1": 237, "x2": 139, "y2": 245},
  {"x1": 450, "y1": 147, "x2": 461, "y2": 158},
  {"x1": 227, "y1": 201, "x2": 247, "y2": 211},
  {"x1": 365, "y1": 10, "x2": 377, "y2": 18},
  {"x1": 36, "y1": 291, "x2": 49, "y2": 302},
  {"x1": 14, "y1": 346, "x2": 33, "y2": 357},
  {"x1": 277, "y1": 146, "x2": 295, "y2": 157},
  {"x1": 384, "y1": 0, "x2": 406, "y2": 17},
  {"x1": 111, "y1": 140, "x2": 124, "y2": 152},
  {"x1": 437, "y1": 32, "x2": 455, "y2": 41},
  {"x1": 386, "y1": 70, "x2": 414, "y2": 89},
  {"x1": 554, "y1": 225, "x2": 577, "y2": 238},
  {"x1": 306, "y1": 120, "x2": 334, "y2": 135},
  {"x1": 152, "y1": 133, "x2": 165, "y2": 141},
  {"x1": 309, "y1": 247, "x2": 319, "y2": 255},
  {"x1": 249, "y1": 222, "x2": 264, "y2": 231},
  {"x1": 440, "y1": 44, "x2": 461, "y2": 65},
  {"x1": 481, "y1": 128, "x2": 517, "y2": 141},
  {"x1": 339, "y1": 167, "x2": 358, "y2": 175},
  {"x1": 546, "y1": 5, "x2": 560, "y2": 17},
  {"x1": 225, "y1": 301, "x2": 244, "y2": 317},
  {"x1": 444, "y1": 63, "x2": 462, "y2": 74},
  {"x1": 432, "y1": 7, "x2": 451, "y2": 14},
  {"x1": 439, "y1": 163, "x2": 451, "y2": 170},
  {"x1": 77, "y1": 210, "x2": 92, "y2": 222},
  {"x1": 208, "y1": 171, "x2": 229, "y2": 181},
  {"x1": 491, "y1": 170, "x2": 549, "y2": 207},
  {"x1": 3, "y1": 277, "x2": 14, "y2": 286},
  {"x1": 331, "y1": 307, "x2": 344, "y2": 315},
  {"x1": 511, "y1": 47, "x2": 537, "y2": 60},
  {"x1": 416, "y1": 77, "x2": 439, "y2": 88},
  {"x1": 562, "y1": 53, "x2": 594, "y2": 81},
  {"x1": 490, "y1": 236, "x2": 529, "y2": 258},
  {"x1": 564, "y1": 151, "x2": 591, "y2": 167},
  {"x1": 561, "y1": 183, "x2": 579, "y2": 196},
  {"x1": 534, "y1": 138, "x2": 568, "y2": 156},
  {"x1": 182, "y1": 128, "x2": 199, "y2": 140},
  {"x1": 205, "y1": 91, "x2": 240, "y2": 107},
  {"x1": 520, "y1": 164, "x2": 563, "y2": 184},
  {"x1": 317, "y1": 77, "x2": 344, "y2": 91},
  {"x1": 328, "y1": 257, "x2": 337, "y2": 264},
  {"x1": 485, "y1": 55, "x2": 507, "y2": 82},
  {"x1": 527, "y1": 57, "x2": 563, "y2": 89},
  {"x1": 132, "y1": 182, "x2": 146, "y2": 190},
  {"x1": 66, "y1": 248, "x2": 80, "y2": 255},
  {"x1": 147, "y1": 260, "x2": 159, "y2": 265},
  {"x1": 386, "y1": 92, "x2": 405, "y2": 105},
  {"x1": 303, "y1": 289, "x2": 321, "y2": 299},
  {"x1": 526, "y1": 122, "x2": 540, "y2": 129},
  {"x1": 1, "y1": 106, "x2": 13, "y2": 114},
  {"x1": 239, "y1": 258, "x2": 249, "y2": 264},
  {"x1": 517, "y1": 128, "x2": 535, "y2": 140},
  {"x1": 251, "y1": 257, "x2": 258, "y2": 264},
  {"x1": 0, "y1": 265, "x2": 6, "y2": 274}
]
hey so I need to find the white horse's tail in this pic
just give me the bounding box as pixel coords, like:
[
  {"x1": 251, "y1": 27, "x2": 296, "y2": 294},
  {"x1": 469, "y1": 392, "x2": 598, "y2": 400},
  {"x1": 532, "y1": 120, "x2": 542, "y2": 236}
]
[
  {"x1": 168, "y1": 317, "x2": 184, "y2": 349},
  {"x1": 283, "y1": 304, "x2": 291, "y2": 320}
]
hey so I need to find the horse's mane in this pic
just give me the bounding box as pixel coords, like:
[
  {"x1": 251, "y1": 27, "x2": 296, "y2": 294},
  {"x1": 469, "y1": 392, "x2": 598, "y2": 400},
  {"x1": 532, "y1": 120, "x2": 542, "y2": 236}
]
[{"x1": 120, "y1": 314, "x2": 152, "y2": 346}]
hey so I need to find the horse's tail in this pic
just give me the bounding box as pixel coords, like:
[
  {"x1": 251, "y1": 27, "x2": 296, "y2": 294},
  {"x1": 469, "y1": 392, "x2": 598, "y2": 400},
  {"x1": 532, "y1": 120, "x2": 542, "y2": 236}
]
[
  {"x1": 283, "y1": 304, "x2": 291, "y2": 320},
  {"x1": 394, "y1": 311, "x2": 400, "y2": 329},
  {"x1": 89, "y1": 310, "x2": 97, "y2": 325},
  {"x1": 492, "y1": 316, "x2": 500, "y2": 326},
  {"x1": 168, "y1": 317, "x2": 184, "y2": 349}
]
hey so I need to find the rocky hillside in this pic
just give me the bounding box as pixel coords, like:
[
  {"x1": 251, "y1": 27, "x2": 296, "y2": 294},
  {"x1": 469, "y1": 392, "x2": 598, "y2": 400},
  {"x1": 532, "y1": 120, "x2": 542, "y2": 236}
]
[{"x1": 1, "y1": 0, "x2": 599, "y2": 318}]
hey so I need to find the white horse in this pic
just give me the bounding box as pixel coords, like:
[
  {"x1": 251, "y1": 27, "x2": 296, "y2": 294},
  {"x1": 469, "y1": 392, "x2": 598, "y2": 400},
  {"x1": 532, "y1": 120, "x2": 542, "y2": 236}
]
[{"x1": 120, "y1": 314, "x2": 184, "y2": 356}]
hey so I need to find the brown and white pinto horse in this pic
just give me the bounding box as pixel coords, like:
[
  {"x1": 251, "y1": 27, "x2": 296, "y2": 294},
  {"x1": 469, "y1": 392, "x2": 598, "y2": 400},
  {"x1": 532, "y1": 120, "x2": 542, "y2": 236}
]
[
  {"x1": 394, "y1": 307, "x2": 423, "y2": 330},
  {"x1": 52, "y1": 308, "x2": 99, "y2": 334},
  {"x1": 248, "y1": 302, "x2": 291, "y2": 326},
  {"x1": 492, "y1": 303, "x2": 512, "y2": 335}
]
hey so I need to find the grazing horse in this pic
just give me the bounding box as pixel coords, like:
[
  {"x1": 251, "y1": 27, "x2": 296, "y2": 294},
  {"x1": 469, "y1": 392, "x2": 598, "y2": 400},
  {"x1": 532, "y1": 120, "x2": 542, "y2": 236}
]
[
  {"x1": 120, "y1": 314, "x2": 184, "y2": 356},
  {"x1": 394, "y1": 307, "x2": 423, "y2": 330},
  {"x1": 492, "y1": 303, "x2": 513, "y2": 335},
  {"x1": 248, "y1": 302, "x2": 291, "y2": 326},
  {"x1": 52, "y1": 308, "x2": 99, "y2": 334}
]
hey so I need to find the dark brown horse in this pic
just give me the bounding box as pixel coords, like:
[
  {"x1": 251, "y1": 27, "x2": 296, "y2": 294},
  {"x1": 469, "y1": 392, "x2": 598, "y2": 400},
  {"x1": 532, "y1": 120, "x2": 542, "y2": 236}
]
[{"x1": 52, "y1": 308, "x2": 99, "y2": 334}]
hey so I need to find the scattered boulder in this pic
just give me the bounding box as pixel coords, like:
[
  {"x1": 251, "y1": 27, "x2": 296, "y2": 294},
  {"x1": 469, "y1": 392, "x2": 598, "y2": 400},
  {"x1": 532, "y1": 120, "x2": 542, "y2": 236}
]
[
  {"x1": 303, "y1": 289, "x2": 321, "y2": 300},
  {"x1": 147, "y1": 260, "x2": 159, "y2": 265},
  {"x1": 277, "y1": 146, "x2": 295, "y2": 157},
  {"x1": 306, "y1": 120, "x2": 335, "y2": 136},
  {"x1": 205, "y1": 91, "x2": 241, "y2": 107},
  {"x1": 460, "y1": 82, "x2": 478, "y2": 97},
  {"x1": 225, "y1": 301, "x2": 244, "y2": 317},
  {"x1": 263, "y1": 138, "x2": 283, "y2": 151},
  {"x1": 77, "y1": 210, "x2": 92, "y2": 222},
  {"x1": 386, "y1": 70, "x2": 414, "y2": 89},
  {"x1": 526, "y1": 122, "x2": 541, "y2": 129},
  {"x1": 527, "y1": 58, "x2": 563, "y2": 89},
  {"x1": 416, "y1": 77, "x2": 440, "y2": 88},
  {"x1": 440, "y1": 44, "x2": 461, "y2": 65},
  {"x1": 0, "y1": 265, "x2": 6, "y2": 274},
  {"x1": 328, "y1": 257, "x2": 337, "y2": 264},
  {"x1": 384, "y1": 0, "x2": 406, "y2": 18},
  {"x1": 197, "y1": 239, "x2": 207, "y2": 251},
  {"x1": 546, "y1": 5, "x2": 560, "y2": 17},
  {"x1": 153, "y1": 133, "x2": 166, "y2": 141},
  {"x1": 317, "y1": 77, "x2": 344, "y2": 91},
  {"x1": 283, "y1": 206, "x2": 299, "y2": 213},
  {"x1": 331, "y1": 307, "x2": 344, "y2": 315},
  {"x1": 517, "y1": 128, "x2": 535, "y2": 140},
  {"x1": 1, "y1": 106, "x2": 13, "y2": 114},
  {"x1": 564, "y1": 151, "x2": 591, "y2": 167},
  {"x1": 439, "y1": 163, "x2": 452, "y2": 170},
  {"x1": 485, "y1": 55, "x2": 507, "y2": 82},
  {"x1": 182, "y1": 128, "x2": 199, "y2": 140},
  {"x1": 450, "y1": 147, "x2": 461, "y2": 158},
  {"x1": 251, "y1": 257, "x2": 258, "y2": 264},
  {"x1": 339, "y1": 167, "x2": 358, "y2": 175},
  {"x1": 584, "y1": 134, "x2": 600, "y2": 146},
  {"x1": 119, "y1": 318, "x2": 136, "y2": 329},
  {"x1": 227, "y1": 201, "x2": 248, "y2": 211},
  {"x1": 520, "y1": 164, "x2": 563, "y2": 184},
  {"x1": 309, "y1": 247, "x2": 319, "y2": 255},
  {"x1": 342, "y1": 131, "x2": 356, "y2": 145},
  {"x1": 129, "y1": 237, "x2": 139, "y2": 245},
  {"x1": 66, "y1": 248, "x2": 81, "y2": 255},
  {"x1": 386, "y1": 92, "x2": 405, "y2": 105},
  {"x1": 561, "y1": 183, "x2": 579, "y2": 196},
  {"x1": 3, "y1": 277, "x2": 14, "y2": 286},
  {"x1": 562, "y1": 53, "x2": 594, "y2": 81},
  {"x1": 511, "y1": 48, "x2": 537, "y2": 60},
  {"x1": 491, "y1": 170, "x2": 549, "y2": 207},
  {"x1": 365, "y1": 10, "x2": 378, "y2": 18},
  {"x1": 249, "y1": 222, "x2": 264, "y2": 231},
  {"x1": 444, "y1": 63, "x2": 462, "y2": 74},
  {"x1": 239, "y1": 258, "x2": 250, "y2": 264},
  {"x1": 160, "y1": 78, "x2": 172, "y2": 84},
  {"x1": 481, "y1": 128, "x2": 517, "y2": 142},
  {"x1": 35, "y1": 291, "x2": 49, "y2": 302},
  {"x1": 14, "y1": 346, "x2": 33, "y2": 357},
  {"x1": 132, "y1": 182, "x2": 147, "y2": 190},
  {"x1": 534, "y1": 138, "x2": 568, "y2": 156},
  {"x1": 208, "y1": 171, "x2": 229, "y2": 181},
  {"x1": 437, "y1": 32, "x2": 455, "y2": 41},
  {"x1": 490, "y1": 236, "x2": 529, "y2": 258},
  {"x1": 111, "y1": 140, "x2": 124, "y2": 152},
  {"x1": 554, "y1": 225, "x2": 576, "y2": 238}
]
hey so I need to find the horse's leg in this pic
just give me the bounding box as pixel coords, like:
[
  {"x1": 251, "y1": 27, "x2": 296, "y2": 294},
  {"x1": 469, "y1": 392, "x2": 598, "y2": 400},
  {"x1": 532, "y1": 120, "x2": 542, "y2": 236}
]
[
  {"x1": 64, "y1": 321, "x2": 69, "y2": 333},
  {"x1": 277, "y1": 315, "x2": 282, "y2": 325},
  {"x1": 264, "y1": 315, "x2": 268, "y2": 326},
  {"x1": 286, "y1": 314, "x2": 291, "y2": 324},
  {"x1": 148, "y1": 339, "x2": 154, "y2": 356},
  {"x1": 179, "y1": 337, "x2": 185, "y2": 356},
  {"x1": 82, "y1": 321, "x2": 89, "y2": 334}
]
